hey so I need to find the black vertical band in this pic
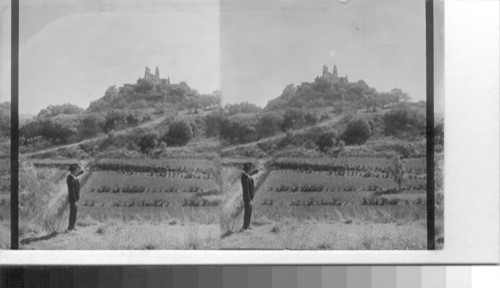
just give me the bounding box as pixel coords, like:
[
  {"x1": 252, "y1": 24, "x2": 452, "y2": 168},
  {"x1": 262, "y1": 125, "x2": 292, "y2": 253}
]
[
  {"x1": 10, "y1": 0, "x2": 20, "y2": 250},
  {"x1": 426, "y1": 0, "x2": 436, "y2": 250}
]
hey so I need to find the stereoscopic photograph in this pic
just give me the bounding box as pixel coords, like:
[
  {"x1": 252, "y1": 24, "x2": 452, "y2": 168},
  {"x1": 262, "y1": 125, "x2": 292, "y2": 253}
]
[{"x1": 5, "y1": 0, "x2": 443, "y2": 251}]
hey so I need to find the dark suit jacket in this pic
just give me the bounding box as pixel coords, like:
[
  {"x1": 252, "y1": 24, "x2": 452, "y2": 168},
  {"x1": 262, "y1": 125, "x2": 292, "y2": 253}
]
[
  {"x1": 241, "y1": 172, "x2": 255, "y2": 203},
  {"x1": 67, "y1": 174, "x2": 81, "y2": 203}
]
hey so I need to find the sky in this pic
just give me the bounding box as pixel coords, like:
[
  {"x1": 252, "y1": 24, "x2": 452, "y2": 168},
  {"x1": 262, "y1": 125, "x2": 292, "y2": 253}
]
[
  {"x1": 16, "y1": 0, "x2": 220, "y2": 115},
  {"x1": 0, "y1": 0, "x2": 439, "y2": 115},
  {"x1": 220, "y1": 0, "x2": 426, "y2": 107}
]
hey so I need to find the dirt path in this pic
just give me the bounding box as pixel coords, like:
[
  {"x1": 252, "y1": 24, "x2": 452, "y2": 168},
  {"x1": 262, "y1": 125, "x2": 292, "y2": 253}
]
[
  {"x1": 22, "y1": 114, "x2": 169, "y2": 158},
  {"x1": 221, "y1": 114, "x2": 346, "y2": 153},
  {"x1": 220, "y1": 159, "x2": 271, "y2": 236},
  {"x1": 32, "y1": 160, "x2": 92, "y2": 231}
]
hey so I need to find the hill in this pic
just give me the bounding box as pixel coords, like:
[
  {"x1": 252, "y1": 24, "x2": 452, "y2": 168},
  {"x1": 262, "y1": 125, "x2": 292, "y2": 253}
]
[
  {"x1": 20, "y1": 67, "x2": 222, "y2": 156},
  {"x1": 265, "y1": 64, "x2": 411, "y2": 113}
]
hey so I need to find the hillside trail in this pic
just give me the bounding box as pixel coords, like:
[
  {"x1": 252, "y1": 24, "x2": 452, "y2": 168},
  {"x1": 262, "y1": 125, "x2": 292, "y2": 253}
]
[
  {"x1": 221, "y1": 114, "x2": 346, "y2": 153},
  {"x1": 22, "y1": 114, "x2": 170, "y2": 158},
  {"x1": 220, "y1": 159, "x2": 271, "y2": 237}
]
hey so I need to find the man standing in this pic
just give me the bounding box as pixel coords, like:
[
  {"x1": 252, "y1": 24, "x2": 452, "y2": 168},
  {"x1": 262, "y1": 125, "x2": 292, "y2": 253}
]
[
  {"x1": 67, "y1": 164, "x2": 84, "y2": 231},
  {"x1": 240, "y1": 163, "x2": 255, "y2": 231}
]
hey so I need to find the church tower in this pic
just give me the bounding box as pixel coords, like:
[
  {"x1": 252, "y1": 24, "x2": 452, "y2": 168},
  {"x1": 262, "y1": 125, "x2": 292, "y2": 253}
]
[
  {"x1": 322, "y1": 65, "x2": 328, "y2": 77},
  {"x1": 333, "y1": 64, "x2": 338, "y2": 78},
  {"x1": 145, "y1": 66, "x2": 151, "y2": 77},
  {"x1": 155, "y1": 67, "x2": 160, "y2": 78}
]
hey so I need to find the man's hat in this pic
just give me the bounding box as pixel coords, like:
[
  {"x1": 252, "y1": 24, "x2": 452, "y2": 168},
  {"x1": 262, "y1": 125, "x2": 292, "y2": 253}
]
[
  {"x1": 69, "y1": 163, "x2": 80, "y2": 172},
  {"x1": 243, "y1": 162, "x2": 253, "y2": 171}
]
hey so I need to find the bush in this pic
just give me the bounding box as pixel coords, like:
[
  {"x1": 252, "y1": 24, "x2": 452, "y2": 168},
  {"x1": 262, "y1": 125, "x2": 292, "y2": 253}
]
[
  {"x1": 164, "y1": 120, "x2": 193, "y2": 146},
  {"x1": 383, "y1": 106, "x2": 425, "y2": 137},
  {"x1": 341, "y1": 118, "x2": 372, "y2": 145},
  {"x1": 219, "y1": 115, "x2": 258, "y2": 144},
  {"x1": 80, "y1": 113, "x2": 106, "y2": 138},
  {"x1": 316, "y1": 130, "x2": 338, "y2": 152},
  {"x1": 258, "y1": 113, "x2": 284, "y2": 137},
  {"x1": 435, "y1": 119, "x2": 444, "y2": 145}
]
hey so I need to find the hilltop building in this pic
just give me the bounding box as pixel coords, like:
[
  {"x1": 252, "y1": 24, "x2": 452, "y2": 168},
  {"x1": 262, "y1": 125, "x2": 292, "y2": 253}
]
[
  {"x1": 318, "y1": 64, "x2": 348, "y2": 84},
  {"x1": 143, "y1": 66, "x2": 170, "y2": 85}
]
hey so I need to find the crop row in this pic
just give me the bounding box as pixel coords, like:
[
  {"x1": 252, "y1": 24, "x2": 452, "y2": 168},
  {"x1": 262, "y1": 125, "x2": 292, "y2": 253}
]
[
  {"x1": 257, "y1": 197, "x2": 425, "y2": 206},
  {"x1": 29, "y1": 159, "x2": 80, "y2": 170},
  {"x1": 274, "y1": 169, "x2": 426, "y2": 179},
  {"x1": 273, "y1": 157, "x2": 426, "y2": 174},
  {"x1": 82, "y1": 172, "x2": 219, "y2": 194},
  {"x1": 81, "y1": 197, "x2": 221, "y2": 207},
  {"x1": 90, "y1": 185, "x2": 207, "y2": 194},
  {"x1": 0, "y1": 180, "x2": 9, "y2": 192},
  {"x1": 95, "y1": 158, "x2": 217, "y2": 174},
  {"x1": 93, "y1": 170, "x2": 216, "y2": 180},
  {"x1": 0, "y1": 159, "x2": 10, "y2": 176},
  {"x1": 260, "y1": 198, "x2": 348, "y2": 206},
  {"x1": 270, "y1": 183, "x2": 426, "y2": 193},
  {"x1": 181, "y1": 198, "x2": 221, "y2": 207},
  {"x1": 361, "y1": 197, "x2": 425, "y2": 206},
  {"x1": 263, "y1": 171, "x2": 426, "y2": 192}
]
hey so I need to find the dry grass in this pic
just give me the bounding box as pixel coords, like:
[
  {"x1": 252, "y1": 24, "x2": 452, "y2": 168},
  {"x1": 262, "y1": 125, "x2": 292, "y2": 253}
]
[
  {"x1": 21, "y1": 215, "x2": 221, "y2": 250},
  {"x1": 0, "y1": 221, "x2": 10, "y2": 249},
  {"x1": 221, "y1": 220, "x2": 426, "y2": 250},
  {"x1": 220, "y1": 161, "x2": 271, "y2": 235}
]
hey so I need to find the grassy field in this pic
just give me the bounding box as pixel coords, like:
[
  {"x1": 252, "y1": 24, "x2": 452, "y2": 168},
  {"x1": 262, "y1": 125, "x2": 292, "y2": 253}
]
[
  {"x1": 220, "y1": 155, "x2": 428, "y2": 250},
  {"x1": 19, "y1": 155, "x2": 223, "y2": 250},
  {"x1": 0, "y1": 158, "x2": 9, "y2": 249}
]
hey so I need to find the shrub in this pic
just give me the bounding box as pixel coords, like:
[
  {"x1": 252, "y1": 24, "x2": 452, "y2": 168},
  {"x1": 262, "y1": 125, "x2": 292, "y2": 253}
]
[
  {"x1": 80, "y1": 113, "x2": 106, "y2": 138},
  {"x1": 341, "y1": 118, "x2": 372, "y2": 145},
  {"x1": 258, "y1": 112, "x2": 284, "y2": 137},
  {"x1": 164, "y1": 120, "x2": 193, "y2": 146},
  {"x1": 316, "y1": 130, "x2": 338, "y2": 152},
  {"x1": 435, "y1": 119, "x2": 444, "y2": 145},
  {"x1": 383, "y1": 106, "x2": 425, "y2": 137},
  {"x1": 388, "y1": 155, "x2": 407, "y2": 191},
  {"x1": 219, "y1": 115, "x2": 258, "y2": 144}
]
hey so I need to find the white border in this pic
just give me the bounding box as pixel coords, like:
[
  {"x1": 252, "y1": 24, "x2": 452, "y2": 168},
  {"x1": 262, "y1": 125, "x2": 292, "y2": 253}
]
[{"x1": 1, "y1": 0, "x2": 499, "y2": 264}]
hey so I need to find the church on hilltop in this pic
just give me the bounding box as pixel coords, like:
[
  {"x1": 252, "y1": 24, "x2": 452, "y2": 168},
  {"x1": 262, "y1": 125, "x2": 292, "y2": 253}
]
[
  {"x1": 318, "y1": 64, "x2": 349, "y2": 84},
  {"x1": 143, "y1": 66, "x2": 170, "y2": 85}
]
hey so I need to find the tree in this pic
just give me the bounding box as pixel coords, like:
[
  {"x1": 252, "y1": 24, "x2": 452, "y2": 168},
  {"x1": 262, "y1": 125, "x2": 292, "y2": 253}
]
[
  {"x1": 80, "y1": 113, "x2": 106, "y2": 138},
  {"x1": 212, "y1": 90, "x2": 223, "y2": 108},
  {"x1": 135, "y1": 78, "x2": 154, "y2": 93},
  {"x1": 219, "y1": 115, "x2": 258, "y2": 144},
  {"x1": 183, "y1": 92, "x2": 200, "y2": 114},
  {"x1": 383, "y1": 106, "x2": 425, "y2": 136},
  {"x1": 139, "y1": 131, "x2": 159, "y2": 153},
  {"x1": 389, "y1": 155, "x2": 407, "y2": 191},
  {"x1": 435, "y1": 119, "x2": 444, "y2": 145},
  {"x1": 224, "y1": 102, "x2": 262, "y2": 115},
  {"x1": 258, "y1": 113, "x2": 284, "y2": 137},
  {"x1": 390, "y1": 88, "x2": 410, "y2": 104},
  {"x1": 317, "y1": 130, "x2": 338, "y2": 152},
  {"x1": 37, "y1": 103, "x2": 84, "y2": 118},
  {"x1": 341, "y1": 118, "x2": 372, "y2": 145},
  {"x1": 164, "y1": 120, "x2": 193, "y2": 146},
  {"x1": 199, "y1": 95, "x2": 217, "y2": 111}
]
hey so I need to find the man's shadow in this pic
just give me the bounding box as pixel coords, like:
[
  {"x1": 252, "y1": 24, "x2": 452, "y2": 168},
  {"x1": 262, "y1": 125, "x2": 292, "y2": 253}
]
[{"x1": 20, "y1": 231, "x2": 59, "y2": 245}]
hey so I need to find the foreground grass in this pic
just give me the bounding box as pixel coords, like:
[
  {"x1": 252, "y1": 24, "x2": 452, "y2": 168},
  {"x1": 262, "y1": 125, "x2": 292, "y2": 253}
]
[
  {"x1": 0, "y1": 220, "x2": 9, "y2": 249},
  {"x1": 21, "y1": 217, "x2": 221, "y2": 250},
  {"x1": 221, "y1": 217, "x2": 426, "y2": 250}
]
